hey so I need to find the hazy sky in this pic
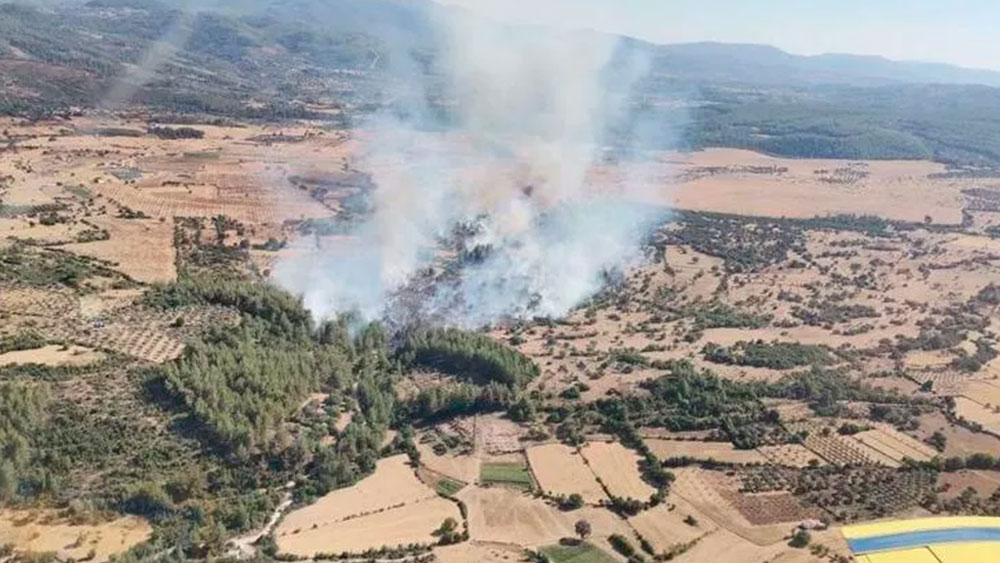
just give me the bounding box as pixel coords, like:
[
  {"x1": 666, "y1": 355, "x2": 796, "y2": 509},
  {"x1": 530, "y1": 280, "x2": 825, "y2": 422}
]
[{"x1": 437, "y1": 0, "x2": 1000, "y2": 71}]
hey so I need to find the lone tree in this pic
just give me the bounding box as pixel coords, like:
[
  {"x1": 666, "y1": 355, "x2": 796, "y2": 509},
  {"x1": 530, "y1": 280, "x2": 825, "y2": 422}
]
[
  {"x1": 789, "y1": 529, "x2": 811, "y2": 548},
  {"x1": 575, "y1": 519, "x2": 592, "y2": 541}
]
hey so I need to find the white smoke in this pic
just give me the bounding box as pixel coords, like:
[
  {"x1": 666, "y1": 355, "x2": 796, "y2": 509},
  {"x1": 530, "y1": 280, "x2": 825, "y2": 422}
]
[{"x1": 274, "y1": 9, "x2": 669, "y2": 327}]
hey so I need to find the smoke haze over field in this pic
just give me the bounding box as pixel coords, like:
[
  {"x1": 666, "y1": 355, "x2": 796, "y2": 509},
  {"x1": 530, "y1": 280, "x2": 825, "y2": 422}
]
[{"x1": 275, "y1": 10, "x2": 670, "y2": 327}]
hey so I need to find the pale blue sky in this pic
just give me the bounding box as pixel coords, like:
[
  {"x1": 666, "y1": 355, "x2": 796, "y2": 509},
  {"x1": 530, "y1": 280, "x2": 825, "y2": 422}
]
[{"x1": 437, "y1": 0, "x2": 1000, "y2": 71}]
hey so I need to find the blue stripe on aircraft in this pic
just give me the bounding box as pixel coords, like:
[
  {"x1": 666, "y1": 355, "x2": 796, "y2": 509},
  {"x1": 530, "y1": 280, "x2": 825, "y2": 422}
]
[{"x1": 848, "y1": 527, "x2": 1000, "y2": 553}]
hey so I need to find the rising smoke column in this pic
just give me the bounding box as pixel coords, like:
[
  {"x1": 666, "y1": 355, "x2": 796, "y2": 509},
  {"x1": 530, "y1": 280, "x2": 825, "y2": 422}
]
[{"x1": 274, "y1": 9, "x2": 667, "y2": 327}]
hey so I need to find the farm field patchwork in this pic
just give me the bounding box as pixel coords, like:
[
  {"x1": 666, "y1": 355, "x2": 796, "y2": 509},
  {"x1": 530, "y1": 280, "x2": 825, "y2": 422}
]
[{"x1": 457, "y1": 486, "x2": 632, "y2": 547}]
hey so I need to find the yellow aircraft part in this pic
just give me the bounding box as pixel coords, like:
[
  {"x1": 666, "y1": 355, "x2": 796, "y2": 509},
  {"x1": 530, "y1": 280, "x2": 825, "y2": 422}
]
[
  {"x1": 859, "y1": 547, "x2": 938, "y2": 563},
  {"x1": 843, "y1": 516, "x2": 1000, "y2": 539},
  {"x1": 928, "y1": 541, "x2": 1000, "y2": 563}
]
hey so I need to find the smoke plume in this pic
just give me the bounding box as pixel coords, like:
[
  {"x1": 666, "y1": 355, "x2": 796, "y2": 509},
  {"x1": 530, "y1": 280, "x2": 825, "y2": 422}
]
[{"x1": 275, "y1": 8, "x2": 669, "y2": 328}]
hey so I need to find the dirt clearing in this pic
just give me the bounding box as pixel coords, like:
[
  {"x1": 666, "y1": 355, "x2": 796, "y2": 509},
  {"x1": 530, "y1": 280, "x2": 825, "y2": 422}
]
[{"x1": 0, "y1": 344, "x2": 103, "y2": 367}]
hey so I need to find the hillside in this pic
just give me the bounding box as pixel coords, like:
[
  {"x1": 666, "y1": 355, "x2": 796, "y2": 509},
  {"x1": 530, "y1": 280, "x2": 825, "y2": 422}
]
[{"x1": 4, "y1": 0, "x2": 1000, "y2": 166}]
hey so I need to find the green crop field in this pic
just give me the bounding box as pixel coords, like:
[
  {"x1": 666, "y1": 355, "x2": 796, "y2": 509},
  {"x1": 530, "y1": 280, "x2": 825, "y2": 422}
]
[
  {"x1": 434, "y1": 476, "x2": 465, "y2": 496},
  {"x1": 480, "y1": 461, "x2": 534, "y2": 489},
  {"x1": 540, "y1": 542, "x2": 618, "y2": 563}
]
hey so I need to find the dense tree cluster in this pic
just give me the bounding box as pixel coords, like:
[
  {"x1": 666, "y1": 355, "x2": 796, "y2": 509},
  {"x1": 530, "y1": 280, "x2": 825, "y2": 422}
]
[
  {"x1": 148, "y1": 125, "x2": 205, "y2": 139},
  {"x1": 0, "y1": 382, "x2": 50, "y2": 502},
  {"x1": 688, "y1": 84, "x2": 1000, "y2": 167},
  {"x1": 701, "y1": 340, "x2": 833, "y2": 369},
  {"x1": 400, "y1": 328, "x2": 539, "y2": 387},
  {"x1": 397, "y1": 382, "x2": 517, "y2": 422},
  {"x1": 0, "y1": 331, "x2": 46, "y2": 355},
  {"x1": 161, "y1": 325, "x2": 351, "y2": 455},
  {"x1": 692, "y1": 303, "x2": 770, "y2": 330},
  {"x1": 0, "y1": 245, "x2": 120, "y2": 289}
]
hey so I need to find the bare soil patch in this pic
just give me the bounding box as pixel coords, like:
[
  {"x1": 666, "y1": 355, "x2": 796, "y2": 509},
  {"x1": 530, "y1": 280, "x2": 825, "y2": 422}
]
[{"x1": 0, "y1": 344, "x2": 103, "y2": 367}]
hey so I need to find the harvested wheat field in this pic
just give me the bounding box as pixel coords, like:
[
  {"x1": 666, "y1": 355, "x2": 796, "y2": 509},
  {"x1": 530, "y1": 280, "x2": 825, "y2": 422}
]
[
  {"x1": 0, "y1": 509, "x2": 151, "y2": 563},
  {"x1": 914, "y1": 412, "x2": 1000, "y2": 457},
  {"x1": 434, "y1": 542, "x2": 526, "y2": 563},
  {"x1": 628, "y1": 496, "x2": 716, "y2": 552},
  {"x1": 526, "y1": 443, "x2": 607, "y2": 503},
  {"x1": 417, "y1": 443, "x2": 480, "y2": 483},
  {"x1": 579, "y1": 441, "x2": 655, "y2": 500},
  {"x1": 960, "y1": 380, "x2": 1000, "y2": 410},
  {"x1": 645, "y1": 439, "x2": 766, "y2": 464},
  {"x1": 662, "y1": 149, "x2": 965, "y2": 224},
  {"x1": 62, "y1": 217, "x2": 176, "y2": 283},
  {"x1": 0, "y1": 344, "x2": 104, "y2": 367},
  {"x1": 457, "y1": 486, "x2": 630, "y2": 547},
  {"x1": 275, "y1": 455, "x2": 436, "y2": 536},
  {"x1": 954, "y1": 397, "x2": 1000, "y2": 436},
  {"x1": 275, "y1": 496, "x2": 460, "y2": 556},
  {"x1": 850, "y1": 429, "x2": 934, "y2": 464},
  {"x1": 669, "y1": 527, "x2": 790, "y2": 563}
]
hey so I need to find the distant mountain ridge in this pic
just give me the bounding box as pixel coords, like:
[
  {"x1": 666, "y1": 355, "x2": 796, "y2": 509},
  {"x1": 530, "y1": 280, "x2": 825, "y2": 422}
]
[{"x1": 648, "y1": 42, "x2": 1000, "y2": 87}]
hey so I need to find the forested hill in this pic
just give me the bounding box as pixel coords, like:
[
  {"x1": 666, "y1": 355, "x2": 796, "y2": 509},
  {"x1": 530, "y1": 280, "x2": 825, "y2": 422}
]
[{"x1": 4, "y1": 0, "x2": 1000, "y2": 166}]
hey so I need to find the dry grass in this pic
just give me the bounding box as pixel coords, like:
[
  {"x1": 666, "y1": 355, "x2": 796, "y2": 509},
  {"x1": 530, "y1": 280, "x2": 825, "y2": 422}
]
[
  {"x1": 275, "y1": 455, "x2": 437, "y2": 536},
  {"x1": 645, "y1": 439, "x2": 766, "y2": 464},
  {"x1": 757, "y1": 444, "x2": 822, "y2": 468},
  {"x1": 62, "y1": 217, "x2": 176, "y2": 283},
  {"x1": 434, "y1": 542, "x2": 526, "y2": 563},
  {"x1": 954, "y1": 397, "x2": 1000, "y2": 437},
  {"x1": 670, "y1": 468, "x2": 791, "y2": 545},
  {"x1": 416, "y1": 443, "x2": 480, "y2": 484},
  {"x1": 913, "y1": 411, "x2": 1000, "y2": 457},
  {"x1": 628, "y1": 497, "x2": 714, "y2": 552},
  {"x1": 0, "y1": 344, "x2": 104, "y2": 367},
  {"x1": 0, "y1": 509, "x2": 151, "y2": 563},
  {"x1": 849, "y1": 428, "x2": 934, "y2": 464},
  {"x1": 579, "y1": 441, "x2": 656, "y2": 501},
  {"x1": 275, "y1": 497, "x2": 460, "y2": 556},
  {"x1": 456, "y1": 485, "x2": 631, "y2": 547},
  {"x1": 526, "y1": 443, "x2": 607, "y2": 503},
  {"x1": 662, "y1": 148, "x2": 964, "y2": 224}
]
